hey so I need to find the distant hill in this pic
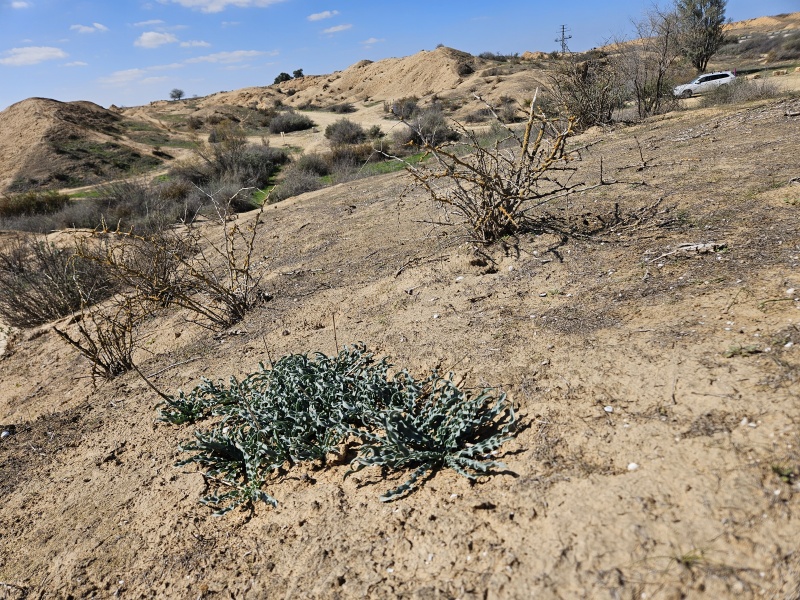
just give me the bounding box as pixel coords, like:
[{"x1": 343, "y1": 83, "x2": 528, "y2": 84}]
[
  {"x1": 1, "y1": 12, "x2": 798, "y2": 195},
  {"x1": 0, "y1": 98, "x2": 163, "y2": 193}
]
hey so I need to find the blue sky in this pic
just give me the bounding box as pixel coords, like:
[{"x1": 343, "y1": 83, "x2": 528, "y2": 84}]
[{"x1": 0, "y1": 0, "x2": 797, "y2": 111}]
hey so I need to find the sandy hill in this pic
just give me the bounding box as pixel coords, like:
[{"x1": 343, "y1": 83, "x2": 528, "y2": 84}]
[
  {"x1": 209, "y1": 47, "x2": 489, "y2": 109},
  {"x1": 726, "y1": 11, "x2": 800, "y2": 35},
  {"x1": 196, "y1": 45, "x2": 548, "y2": 118},
  {"x1": 0, "y1": 94, "x2": 799, "y2": 598},
  {"x1": 0, "y1": 98, "x2": 164, "y2": 193},
  {"x1": 3, "y1": 10, "x2": 799, "y2": 196}
]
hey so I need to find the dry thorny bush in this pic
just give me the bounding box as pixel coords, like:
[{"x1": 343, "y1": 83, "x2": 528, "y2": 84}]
[
  {"x1": 56, "y1": 187, "x2": 271, "y2": 380},
  {"x1": 396, "y1": 94, "x2": 622, "y2": 246},
  {"x1": 391, "y1": 94, "x2": 679, "y2": 251},
  {"x1": 0, "y1": 234, "x2": 116, "y2": 328},
  {"x1": 53, "y1": 299, "x2": 140, "y2": 382}
]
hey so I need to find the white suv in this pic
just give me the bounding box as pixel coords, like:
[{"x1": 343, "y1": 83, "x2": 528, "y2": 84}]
[{"x1": 673, "y1": 71, "x2": 736, "y2": 98}]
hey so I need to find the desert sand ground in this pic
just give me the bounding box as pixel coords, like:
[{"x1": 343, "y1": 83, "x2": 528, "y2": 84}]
[{"x1": 0, "y1": 89, "x2": 799, "y2": 599}]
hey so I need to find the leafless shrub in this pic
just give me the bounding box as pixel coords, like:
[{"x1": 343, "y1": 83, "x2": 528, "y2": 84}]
[
  {"x1": 75, "y1": 187, "x2": 271, "y2": 329},
  {"x1": 325, "y1": 118, "x2": 367, "y2": 145},
  {"x1": 395, "y1": 94, "x2": 613, "y2": 245},
  {"x1": 293, "y1": 153, "x2": 331, "y2": 177},
  {"x1": 0, "y1": 190, "x2": 70, "y2": 220},
  {"x1": 174, "y1": 123, "x2": 289, "y2": 193},
  {"x1": 0, "y1": 234, "x2": 116, "y2": 328},
  {"x1": 53, "y1": 300, "x2": 140, "y2": 381},
  {"x1": 391, "y1": 108, "x2": 459, "y2": 152},
  {"x1": 327, "y1": 102, "x2": 356, "y2": 114},
  {"x1": 549, "y1": 54, "x2": 626, "y2": 128},
  {"x1": 699, "y1": 77, "x2": 783, "y2": 107},
  {"x1": 268, "y1": 110, "x2": 315, "y2": 134},
  {"x1": 385, "y1": 96, "x2": 419, "y2": 119}
]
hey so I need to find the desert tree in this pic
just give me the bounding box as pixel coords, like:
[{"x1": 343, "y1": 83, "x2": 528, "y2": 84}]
[
  {"x1": 676, "y1": 0, "x2": 727, "y2": 72},
  {"x1": 273, "y1": 72, "x2": 292, "y2": 85},
  {"x1": 292, "y1": 68, "x2": 304, "y2": 78},
  {"x1": 170, "y1": 88, "x2": 185, "y2": 101},
  {"x1": 616, "y1": 6, "x2": 683, "y2": 118}
]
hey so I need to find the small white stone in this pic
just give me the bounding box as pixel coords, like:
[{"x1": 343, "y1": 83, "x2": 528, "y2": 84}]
[
  {"x1": 787, "y1": 288, "x2": 796, "y2": 296},
  {"x1": 455, "y1": 276, "x2": 464, "y2": 282},
  {"x1": 387, "y1": 567, "x2": 394, "y2": 573},
  {"x1": 627, "y1": 463, "x2": 639, "y2": 471},
  {"x1": 774, "y1": 489, "x2": 781, "y2": 496},
  {"x1": 785, "y1": 342, "x2": 794, "y2": 349},
  {"x1": 603, "y1": 406, "x2": 614, "y2": 413},
  {"x1": 432, "y1": 314, "x2": 440, "y2": 319},
  {"x1": 0, "y1": 430, "x2": 9, "y2": 440},
  {"x1": 539, "y1": 292, "x2": 547, "y2": 297},
  {"x1": 508, "y1": 266, "x2": 514, "y2": 271}
]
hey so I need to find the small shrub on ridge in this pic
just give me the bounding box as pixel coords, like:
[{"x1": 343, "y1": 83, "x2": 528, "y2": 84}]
[
  {"x1": 325, "y1": 118, "x2": 367, "y2": 145},
  {"x1": 268, "y1": 111, "x2": 315, "y2": 134}
]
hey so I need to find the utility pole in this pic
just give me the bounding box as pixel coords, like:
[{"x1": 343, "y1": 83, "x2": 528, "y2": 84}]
[{"x1": 555, "y1": 25, "x2": 572, "y2": 54}]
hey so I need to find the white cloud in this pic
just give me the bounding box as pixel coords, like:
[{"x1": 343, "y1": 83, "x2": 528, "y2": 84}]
[
  {"x1": 134, "y1": 19, "x2": 165, "y2": 27},
  {"x1": 148, "y1": 62, "x2": 185, "y2": 71},
  {"x1": 180, "y1": 40, "x2": 211, "y2": 47},
  {"x1": 186, "y1": 49, "x2": 272, "y2": 63},
  {"x1": 141, "y1": 76, "x2": 168, "y2": 84},
  {"x1": 307, "y1": 10, "x2": 338, "y2": 21},
  {"x1": 11, "y1": 1, "x2": 32, "y2": 7},
  {"x1": 164, "y1": 0, "x2": 286, "y2": 13},
  {"x1": 361, "y1": 37, "x2": 384, "y2": 46},
  {"x1": 99, "y1": 62, "x2": 183, "y2": 86},
  {"x1": 99, "y1": 68, "x2": 147, "y2": 85},
  {"x1": 323, "y1": 24, "x2": 351, "y2": 34},
  {"x1": 70, "y1": 23, "x2": 109, "y2": 34},
  {"x1": 135, "y1": 31, "x2": 178, "y2": 48},
  {"x1": 0, "y1": 46, "x2": 67, "y2": 66},
  {"x1": 65, "y1": 61, "x2": 88, "y2": 67}
]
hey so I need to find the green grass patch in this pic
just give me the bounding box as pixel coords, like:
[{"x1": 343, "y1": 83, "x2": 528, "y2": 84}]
[
  {"x1": 251, "y1": 186, "x2": 276, "y2": 205},
  {"x1": 67, "y1": 189, "x2": 103, "y2": 199},
  {"x1": 359, "y1": 152, "x2": 426, "y2": 176}
]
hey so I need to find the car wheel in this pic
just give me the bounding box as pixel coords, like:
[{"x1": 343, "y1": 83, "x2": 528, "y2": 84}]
[{"x1": 681, "y1": 90, "x2": 692, "y2": 98}]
